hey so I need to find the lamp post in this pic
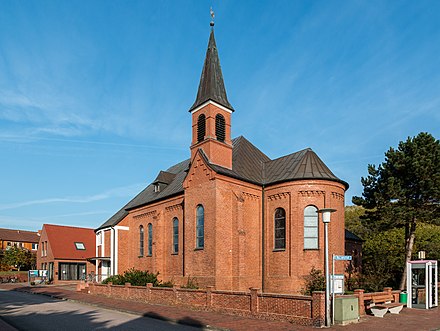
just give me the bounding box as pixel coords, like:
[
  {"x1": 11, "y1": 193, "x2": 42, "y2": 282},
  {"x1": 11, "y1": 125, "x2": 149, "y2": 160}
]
[{"x1": 318, "y1": 208, "x2": 336, "y2": 327}]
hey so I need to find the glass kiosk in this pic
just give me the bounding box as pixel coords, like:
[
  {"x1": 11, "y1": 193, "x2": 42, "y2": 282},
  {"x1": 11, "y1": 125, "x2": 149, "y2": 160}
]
[{"x1": 406, "y1": 260, "x2": 438, "y2": 309}]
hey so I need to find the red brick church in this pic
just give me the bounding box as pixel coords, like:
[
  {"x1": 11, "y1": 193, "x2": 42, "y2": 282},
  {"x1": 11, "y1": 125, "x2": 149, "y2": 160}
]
[{"x1": 94, "y1": 27, "x2": 348, "y2": 294}]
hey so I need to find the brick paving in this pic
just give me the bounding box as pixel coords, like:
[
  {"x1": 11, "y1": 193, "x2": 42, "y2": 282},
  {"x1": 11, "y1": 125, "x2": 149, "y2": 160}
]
[{"x1": 1, "y1": 283, "x2": 440, "y2": 331}]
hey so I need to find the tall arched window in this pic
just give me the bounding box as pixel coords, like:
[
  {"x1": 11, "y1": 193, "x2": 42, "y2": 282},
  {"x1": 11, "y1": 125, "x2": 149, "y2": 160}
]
[
  {"x1": 215, "y1": 114, "x2": 225, "y2": 142},
  {"x1": 197, "y1": 114, "x2": 206, "y2": 143},
  {"x1": 196, "y1": 205, "x2": 204, "y2": 249},
  {"x1": 274, "y1": 208, "x2": 286, "y2": 249},
  {"x1": 139, "y1": 225, "x2": 144, "y2": 257},
  {"x1": 172, "y1": 218, "x2": 179, "y2": 254},
  {"x1": 304, "y1": 206, "x2": 319, "y2": 249},
  {"x1": 147, "y1": 223, "x2": 153, "y2": 256}
]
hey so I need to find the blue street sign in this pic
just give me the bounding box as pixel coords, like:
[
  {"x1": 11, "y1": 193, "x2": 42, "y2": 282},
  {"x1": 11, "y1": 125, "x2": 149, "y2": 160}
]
[{"x1": 333, "y1": 255, "x2": 352, "y2": 261}]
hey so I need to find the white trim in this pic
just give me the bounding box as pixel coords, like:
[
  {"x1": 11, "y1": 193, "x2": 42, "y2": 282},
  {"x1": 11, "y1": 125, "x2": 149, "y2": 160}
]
[
  {"x1": 101, "y1": 230, "x2": 105, "y2": 257},
  {"x1": 115, "y1": 228, "x2": 118, "y2": 275},
  {"x1": 110, "y1": 229, "x2": 114, "y2": 276},
  {"x1": 190, "y1": 100, "x2": 233, "y2": 115},
  {"x1": 115, "y1": 226, "x2": 129, "y2": 231}
]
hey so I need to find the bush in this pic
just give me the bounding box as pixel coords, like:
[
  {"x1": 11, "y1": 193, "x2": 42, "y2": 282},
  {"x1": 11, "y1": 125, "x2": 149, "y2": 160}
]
[
  {"x1": 102, "y1": 274, "x2": 125, "y2": 285},
  {"x1": 102, "y1": 268, "x2": 161, "y2": 287},
  {"x1": 181, "y1": 276, "x2": 199, "y2": 289},
  {"x1": 302, "y1": 267, "x2": 325, "y2": 295}
]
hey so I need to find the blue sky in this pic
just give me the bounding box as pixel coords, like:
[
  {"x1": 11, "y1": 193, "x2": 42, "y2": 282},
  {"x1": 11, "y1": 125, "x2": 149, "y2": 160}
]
[{"x1": 1, "y1": 1, "x2": 439, "y2": 231}]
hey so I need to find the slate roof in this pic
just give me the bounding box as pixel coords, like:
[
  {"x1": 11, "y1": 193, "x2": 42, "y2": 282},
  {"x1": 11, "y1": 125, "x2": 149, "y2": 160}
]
[
  {"x1": 43, "y1": 224, "x2": 95, "y2": 260},
  {"x1": 211, "y1": 136, "x2": 347, "y2": 187},
  {"x1": 96, "y1": 159, "x2": 190, "y2": 231},
  {"x1": 0, "y1": 228, "x2": 39, "y2": 244},
  {"x1": 189, "y1": 29, "x2": 234, "y2": 112},
  {"x1": 97, "y1": 136, "x2": 347, "y2": 230},
  {"x1": 345, "y1": 229, "x2": 364, "y2": 242}
]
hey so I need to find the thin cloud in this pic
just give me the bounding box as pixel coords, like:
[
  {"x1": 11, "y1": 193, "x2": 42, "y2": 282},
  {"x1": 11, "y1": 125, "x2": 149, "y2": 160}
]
[{"x1": 0, "y1": 183, "x2": 145, "y2": 211}]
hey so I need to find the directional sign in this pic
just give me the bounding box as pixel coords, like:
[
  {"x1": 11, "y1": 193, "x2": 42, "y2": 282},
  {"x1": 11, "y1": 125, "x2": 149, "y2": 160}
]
[{"x1": 333, "y1": 255, "x2": 352, "y2": 261}]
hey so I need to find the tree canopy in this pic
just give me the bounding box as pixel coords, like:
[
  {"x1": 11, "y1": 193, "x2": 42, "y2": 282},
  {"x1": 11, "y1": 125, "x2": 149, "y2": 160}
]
[
  {"x1": 1, "y1": 247, "x2": 36, "y2": 271},
  {"x1": 353, "y1": 132, "x2": 440, "y2": 289},
  {"x1": 353, "y1": 132, "x2": 440, "y2": 229}
]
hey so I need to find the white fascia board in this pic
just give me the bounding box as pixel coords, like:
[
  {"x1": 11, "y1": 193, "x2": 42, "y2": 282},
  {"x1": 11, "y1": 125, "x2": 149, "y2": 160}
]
[
  {"x1": 114, "y1": 226, "x2": 129, "y2": 231},
  {"x1": 190, "y1": 100, "x2": 233, "y2": 115}
]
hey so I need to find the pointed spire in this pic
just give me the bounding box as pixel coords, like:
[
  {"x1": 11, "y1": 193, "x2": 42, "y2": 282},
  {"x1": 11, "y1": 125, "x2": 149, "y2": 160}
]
[{"x1": 189, "y1": 28, "x2": 234, "y2": 112}]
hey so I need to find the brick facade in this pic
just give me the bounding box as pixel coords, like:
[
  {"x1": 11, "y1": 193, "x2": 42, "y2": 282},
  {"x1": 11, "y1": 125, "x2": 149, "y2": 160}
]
[
  {"x1": 37, "y1": 224, "x2": 95, "y2": 284},
  {"x1": 96, "y1": 28, "x2": 348, "y2": 296}
]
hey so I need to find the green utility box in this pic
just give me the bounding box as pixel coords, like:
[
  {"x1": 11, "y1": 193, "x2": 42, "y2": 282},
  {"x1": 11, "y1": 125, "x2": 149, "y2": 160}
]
[{"x1": 334, "y1": 296, "x2": 359, "y2": 325}]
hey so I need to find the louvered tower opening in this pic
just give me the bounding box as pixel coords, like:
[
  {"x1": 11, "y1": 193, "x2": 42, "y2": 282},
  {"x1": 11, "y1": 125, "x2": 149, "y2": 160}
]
[
  {"x1": 197, "y1": 114, "x2": 206, "y2": 143},
  {"x1": 215, "y1": 114, "x2": 225, "y2": 142}
]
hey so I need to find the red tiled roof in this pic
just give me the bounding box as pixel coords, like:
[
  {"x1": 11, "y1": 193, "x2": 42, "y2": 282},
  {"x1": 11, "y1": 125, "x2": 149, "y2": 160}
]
[
  {"x1": 43, "y1": 224, "x2": 95, "y2": 260},
  {"x1": 0, "y1": 228, "x2": 40, "y2": 243}
]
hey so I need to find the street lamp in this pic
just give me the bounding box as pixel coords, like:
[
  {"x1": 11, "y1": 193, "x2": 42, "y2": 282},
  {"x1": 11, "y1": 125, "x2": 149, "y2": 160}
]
[{"x1": 318, "y1": 208, "x2": 336, "y2": 327}]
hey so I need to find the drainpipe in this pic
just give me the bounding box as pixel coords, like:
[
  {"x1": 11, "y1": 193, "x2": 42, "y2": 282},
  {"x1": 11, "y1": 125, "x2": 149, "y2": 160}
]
[
  {"x1": 262, "y1": 184, "x2": 265, "y2": 292},
  {"x1": 182, "y1": 201, "x2": 185, "y2": 277}
]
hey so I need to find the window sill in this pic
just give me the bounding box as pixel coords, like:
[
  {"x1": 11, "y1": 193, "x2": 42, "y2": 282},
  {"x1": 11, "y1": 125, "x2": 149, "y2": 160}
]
[
  {"x1": 138, "y1": 255, "x2": 144, "y2": 258},
  {"x1": 171, "y1": 252, "x2": 178, "y2": 255},
  {"x1": 272, "y1": 248, "x2": 286, "y2": 252},
  {"x1": 303, "y1": 248, "x2": 320, "y2": 251},
  {"x1": 194, "y1": 247, "x2": 204, "y2": 251}
]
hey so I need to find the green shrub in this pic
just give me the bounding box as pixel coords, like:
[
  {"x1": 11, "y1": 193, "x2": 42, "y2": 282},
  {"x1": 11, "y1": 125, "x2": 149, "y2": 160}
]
[
  {"x1": 302, "y1": 267, "x2": 325, "y2": 295},
  {"x1": 102, "y1": 274, "x2": 125, "y2": 285},
  {"x1": 102, "y1": 269, "x2": 161, "y2": 287},
  {"x1": 181, "y1": 276, "x2": 199, "y2": 289},
  {"x1": 124, "y1": 268, "x2": 160, "y2": 286}
]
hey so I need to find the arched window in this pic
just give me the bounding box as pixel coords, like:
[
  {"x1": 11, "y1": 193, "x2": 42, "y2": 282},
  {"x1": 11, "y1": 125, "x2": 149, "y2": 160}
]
[
  {"x1": 147, "y1": 223, "x2": 153, "y2": 256},
  {"x1": 196, "y1": 205, "x2": 204, "y2": 249},
  {"x1": 274, "y1": 208, "x2": 286, "y2": 249},
  {"x1": 139, "y1": 225, "x2": 144, "y2": 257},
  {"x1": 304, "y1": 206, "x2": 319, "y2": 249},
  {"x1": 172, "y1": 218, "x2": 179, "y2": 254},
  {"x1": 215, "y1": 114, "x2": 225, "y2": 142},
  {"x1": 197, "y1": 114, "x2": 206, "y2": 143}
]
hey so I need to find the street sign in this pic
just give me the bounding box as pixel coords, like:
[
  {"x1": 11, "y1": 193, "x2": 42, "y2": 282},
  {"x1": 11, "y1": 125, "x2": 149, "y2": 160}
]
[{"x1": 333, "y1": 255, "x2": 352, "y2": 261}]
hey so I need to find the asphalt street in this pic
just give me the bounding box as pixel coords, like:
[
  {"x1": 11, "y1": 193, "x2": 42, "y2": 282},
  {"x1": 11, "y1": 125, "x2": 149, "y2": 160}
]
[{"x1": 0, "y1": 289, "x2": 203, "y2": 331}]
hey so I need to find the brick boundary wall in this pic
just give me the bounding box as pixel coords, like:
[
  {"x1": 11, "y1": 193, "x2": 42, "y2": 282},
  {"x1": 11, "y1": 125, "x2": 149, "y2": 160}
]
[{"x1": 83, "y1": 283, "x2": 326, "y2": 327}]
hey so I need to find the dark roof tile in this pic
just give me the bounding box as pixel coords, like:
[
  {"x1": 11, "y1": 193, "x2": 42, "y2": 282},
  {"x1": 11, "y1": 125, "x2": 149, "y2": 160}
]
[
  {"x1": 97, "y1": 137, "x2": 347, "y2": 230},
  {"x1": 189, "y1": 29, "x2": 233, "y2": 112}
]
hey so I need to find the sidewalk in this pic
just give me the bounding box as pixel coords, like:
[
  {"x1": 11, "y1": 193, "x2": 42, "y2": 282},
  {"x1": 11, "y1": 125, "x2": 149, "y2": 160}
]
[{"x1": 1, "y1": 283, "x2": 440, "y2": 331}]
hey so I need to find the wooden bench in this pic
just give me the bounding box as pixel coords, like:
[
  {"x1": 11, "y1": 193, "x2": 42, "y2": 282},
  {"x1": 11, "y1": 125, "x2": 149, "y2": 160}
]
[{"x1": 366, "y1": 293, "x2": 405, "y2": 317}]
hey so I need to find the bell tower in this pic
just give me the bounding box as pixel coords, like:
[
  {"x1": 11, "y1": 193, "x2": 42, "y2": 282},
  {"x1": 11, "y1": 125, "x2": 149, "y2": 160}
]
[{"x1": 189, "y1": 25, "x2": 234, "y2": 169}]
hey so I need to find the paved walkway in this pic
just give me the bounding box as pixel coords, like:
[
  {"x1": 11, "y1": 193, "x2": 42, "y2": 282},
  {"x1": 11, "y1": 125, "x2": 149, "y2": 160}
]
[{"x1": 1, "y1": 283, "x2": 439, "y2": 330}]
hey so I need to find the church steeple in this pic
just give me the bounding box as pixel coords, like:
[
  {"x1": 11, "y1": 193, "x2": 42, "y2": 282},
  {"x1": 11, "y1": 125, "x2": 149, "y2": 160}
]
[
  {"x1": 189, "y1": 20, "x2": 233, "y2": 170},
  {"x1": 189, "y1": 28, "x2": 234, "y2": 112}
]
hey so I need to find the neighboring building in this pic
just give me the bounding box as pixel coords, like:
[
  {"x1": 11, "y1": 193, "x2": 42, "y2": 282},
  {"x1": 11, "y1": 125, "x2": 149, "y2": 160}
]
[
  {"x1": 37, "y1": 224, "x2": 95, "y2": 283},
  {"x1": 95, "y1": 26, "x2": 348, "y2": 294},
  {"x1": 0, "y1": 228, "x2": 39, "y2": 252},
  {"x1": 345, "y1": 229, "x2": 363, "y2": 275}
]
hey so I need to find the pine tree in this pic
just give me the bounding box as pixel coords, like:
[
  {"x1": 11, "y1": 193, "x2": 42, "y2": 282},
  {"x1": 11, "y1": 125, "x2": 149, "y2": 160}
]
[{"x1": 353, "y1": 132, "x2": 440, "y2": 289}]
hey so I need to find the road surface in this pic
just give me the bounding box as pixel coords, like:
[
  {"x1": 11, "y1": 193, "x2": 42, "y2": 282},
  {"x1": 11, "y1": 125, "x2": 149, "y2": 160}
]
[{"x1": 0, "y1": 289, "x2": 204, "y2": 330}]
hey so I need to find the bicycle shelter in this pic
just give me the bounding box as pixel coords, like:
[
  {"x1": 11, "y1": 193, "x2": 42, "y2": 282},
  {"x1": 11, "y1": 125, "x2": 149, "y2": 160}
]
[{"x1": 406, "y1": 260, "x2": 438, "y2": 309}]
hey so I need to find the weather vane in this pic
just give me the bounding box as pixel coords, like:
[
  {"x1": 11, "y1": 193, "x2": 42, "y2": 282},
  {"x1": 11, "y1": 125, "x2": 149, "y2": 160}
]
[{"x1": 210, "y1": 7, "x2": 215, "y2": 27}]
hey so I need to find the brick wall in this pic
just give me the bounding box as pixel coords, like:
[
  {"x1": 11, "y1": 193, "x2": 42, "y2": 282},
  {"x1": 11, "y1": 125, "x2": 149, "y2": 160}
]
[{"x1": 86, "y1": 283, "x2": 326, "y2": 326}]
